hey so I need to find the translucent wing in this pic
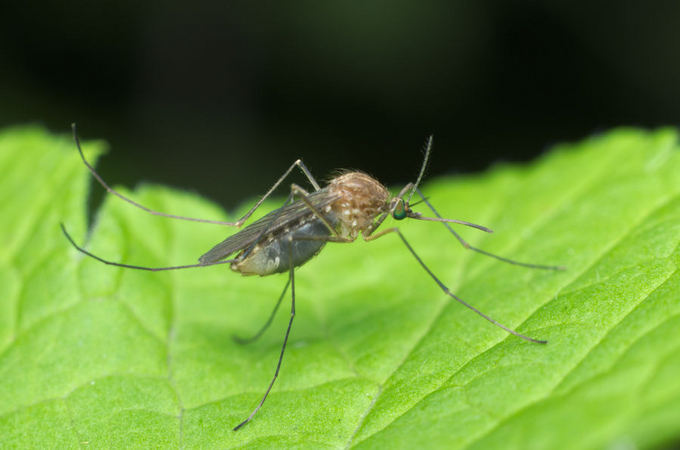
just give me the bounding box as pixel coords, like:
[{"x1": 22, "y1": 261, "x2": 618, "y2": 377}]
[{"x1": 198, "y1": 189, "x2": 340, "y2": 263}]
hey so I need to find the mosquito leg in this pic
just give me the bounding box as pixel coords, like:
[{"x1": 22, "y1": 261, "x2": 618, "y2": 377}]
[
  {"x1": 364, "y1": 227, "x2": 547, "y2": 344},
  {"x1": 231, "y1": 164, "x2": 321, "y2": 228},
  {"x1": 237, "y1": 189, "x2": 299, "y2": 261},
  {"x1": 227, "y1": 179, "x2": 338, "y2": 262},
  {"x1": 233, "y1": 244, "x2": 297, "y2": 431},
  {"x1": 71, "y1": 123, "x2": 321, "y2": 227},
  {"x1": 289, "y1": 184, "x2": 344, "y2": 238},
  {"x1": 243, "y1": 182, "x2": 347, "y2": 250},
  {"x1": 294, "y1": 228, "x2": 546, "y2": 343},
  {"x1": 232, "y1": 278, "x2": 291, "y2": 345},
  {"x1": 414, "y1": 188, "x2": 565, "y2": 271},
  {"x1": 61, "y1": 223, "x2": 237, "y2": 271}
]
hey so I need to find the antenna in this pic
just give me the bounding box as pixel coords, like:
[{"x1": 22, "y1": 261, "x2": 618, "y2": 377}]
[{"x1": 407, "y1": 135, "x2": 433, "y2": 203}]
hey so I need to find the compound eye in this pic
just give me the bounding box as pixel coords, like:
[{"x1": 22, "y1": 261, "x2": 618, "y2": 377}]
[{"x1": 393, "y1": 198, "x2": 407, "y2": 220}]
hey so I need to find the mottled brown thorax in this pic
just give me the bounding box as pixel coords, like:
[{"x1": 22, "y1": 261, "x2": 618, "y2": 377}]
[{"x1": 327, "y1": 172, "x2": 390, "y2": 239}]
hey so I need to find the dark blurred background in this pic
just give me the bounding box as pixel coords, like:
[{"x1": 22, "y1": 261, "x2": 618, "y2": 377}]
[{"x1": 1, "y1": 1, "x2": 679, "y2": 209}]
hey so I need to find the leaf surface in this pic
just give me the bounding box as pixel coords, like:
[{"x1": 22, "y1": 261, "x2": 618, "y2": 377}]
[{"x1": 0, "y1": 127, "x2": 678, "y2": 449}]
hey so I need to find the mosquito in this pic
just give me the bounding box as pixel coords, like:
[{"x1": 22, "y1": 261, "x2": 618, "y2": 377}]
[{"x1": 61, "y1": 124, "x2": 563, "y2": 431}]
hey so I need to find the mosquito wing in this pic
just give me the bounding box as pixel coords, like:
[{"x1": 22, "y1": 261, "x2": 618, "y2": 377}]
[{"x1": 198, "y1": 190, "x2": 340, "y2": 264}]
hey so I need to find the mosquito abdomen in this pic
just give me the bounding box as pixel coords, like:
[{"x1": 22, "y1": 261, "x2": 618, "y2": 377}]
[{"x1": 233, "y1": 218, "x2": 335, "y2": 276}]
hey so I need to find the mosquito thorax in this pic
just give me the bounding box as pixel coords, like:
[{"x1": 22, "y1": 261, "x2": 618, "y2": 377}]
[{"x1": 327, "y1": 172, "x2": 390, "y2": 239}]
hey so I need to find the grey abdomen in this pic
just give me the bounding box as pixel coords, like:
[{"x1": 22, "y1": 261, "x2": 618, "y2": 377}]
[{"x1": 235, "y1": 220, "x2": 332, "y2": 276}]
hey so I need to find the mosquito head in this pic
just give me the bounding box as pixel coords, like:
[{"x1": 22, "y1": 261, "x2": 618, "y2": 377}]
[
  {"x1": 389, "y1": 197, "x2": 422, "y2": 221},
  {"x1": 392, "y1": 198, "x2": 408, "y2": 220},
  {"x1": 389, "y1": 188, "x2": 492, "y2": 232}
]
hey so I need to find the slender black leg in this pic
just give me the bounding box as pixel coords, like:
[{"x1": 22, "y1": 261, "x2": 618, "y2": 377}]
[
  {"x1": 232, "y1": 278, "x2": 291, "y2": 345},
  {"x1": 60, "y1": 223, "x2": 236, "y2": 271},
  {"x1": 364, "y1": 227, "x2": 547, "y2": 344},
  {"x1": 71, "y1": 123, "x2": 320, "y2": 227},
  {"x1": 233, "y1": 251, "x2": 297, "y2": 431},
  {"x1": 415, "y1": 188, "x2": 565, "y2": 271}
]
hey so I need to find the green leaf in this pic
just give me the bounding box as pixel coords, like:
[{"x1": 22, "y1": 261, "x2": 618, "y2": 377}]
[{"x1": 0, "y1": 126, "x2": 678, "y2": 449}]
